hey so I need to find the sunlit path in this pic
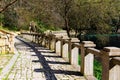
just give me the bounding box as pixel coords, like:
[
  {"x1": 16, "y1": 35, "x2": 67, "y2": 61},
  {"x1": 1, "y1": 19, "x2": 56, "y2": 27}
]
[{"x1": 6, "y1": 36, "x2": 85, "y2": 80}]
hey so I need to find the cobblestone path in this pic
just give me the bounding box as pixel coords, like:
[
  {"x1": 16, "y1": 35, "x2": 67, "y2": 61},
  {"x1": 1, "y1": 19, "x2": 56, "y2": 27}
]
[{"x1": 7, "y1": 37, "x2": 85, "y2": 80}]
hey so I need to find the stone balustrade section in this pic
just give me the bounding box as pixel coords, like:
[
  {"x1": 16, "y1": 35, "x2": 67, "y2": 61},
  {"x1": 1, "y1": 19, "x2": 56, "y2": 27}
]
[
  {"x1": 0, "y1": 30, "x2": 14, "y2": 54},
  {"x1": 21, "y1": 32, "x2": 120, "y2": 80}
]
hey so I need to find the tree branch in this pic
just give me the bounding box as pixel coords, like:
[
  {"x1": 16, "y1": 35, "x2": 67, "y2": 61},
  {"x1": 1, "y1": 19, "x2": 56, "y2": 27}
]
[{"x1": 0, "y1": 0, "x2": 18, "y2": 13}]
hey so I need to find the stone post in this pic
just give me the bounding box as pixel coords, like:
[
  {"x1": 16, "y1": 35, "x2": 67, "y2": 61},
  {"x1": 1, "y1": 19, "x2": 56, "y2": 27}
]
[
  {"x1": 0, "y1": 38, "x2": 6, "y2": 54},
  {"x1": 34, "y1": 34, "x2": 36, "y2": 43},
  {"x1": 10, "y1": 35, "x2": 14, "y2": 53},
  {"x1": 41, "y1": 36, "x2": 44, "y2": 46},
  {"x1": 37, "y1": 34, "x2": 39, "y2": 43},
  {"x1": 109, "y1": 57, "x2": 120, "y2": 80},
  {"x1": 31, "y1": 34, "x2": 33, "y2": 41},
  {"x1": 71, "y1": 38, "x2": 80, "y2": 67},
  {"x1": 32, "y1": 34, "x2": 34, "y2": 42},
  {"x1": 48, "y1": 35, "x2": 52, "y2": 49},
  {"x1": 44, "y1": 36, "x2": 47, "y2": 47},
  {"x1": 35, "y1": 34, "x2": 38, "y2": 43},
  {"x1": 81, "y1": 41, "x2": 96, "y2": 78},
  {"x1": 55, "y1": 36, "x2": 62, "y2": 56},
  {"x1": 27, "y1": 33, "x2": 30, "y2": 40},
  {"x1": 101, "y1": 47, "x2": 120, "y2": 80},
  {"x1": 62, "y1": 36, "x2": 70, "y2": 61},
  {"x1": 50, "y1": 35, "x2": 56, "y2": 50}
]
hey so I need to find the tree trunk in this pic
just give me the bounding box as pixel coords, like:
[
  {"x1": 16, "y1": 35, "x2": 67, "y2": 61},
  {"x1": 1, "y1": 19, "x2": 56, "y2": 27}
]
[
  {"x1": 65, "y1": 17, "x2": 70, "y2": 37},
  {"x1": 0, "y1": 0, "x2": 18, "y2": 13}
]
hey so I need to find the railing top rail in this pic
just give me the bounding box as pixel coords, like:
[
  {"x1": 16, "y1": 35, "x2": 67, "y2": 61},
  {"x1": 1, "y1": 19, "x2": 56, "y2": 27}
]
[
  {"x1": 111, "y1": 57, "x2": 120, "y2": 65},
  {"x1": 87, "y1": 48, "x2": 101, "y2": 56},
  {"x1": 0, "y1": 29, "x2": 14, "y2": 35},
  {"x1": 102, "y1": 47, "x2": 120, "y2": 57}
]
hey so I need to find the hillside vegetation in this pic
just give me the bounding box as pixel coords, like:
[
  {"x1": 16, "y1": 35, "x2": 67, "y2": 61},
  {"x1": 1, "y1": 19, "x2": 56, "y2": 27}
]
[{"x1": 0, "y1": 0, "x2": 120, "y2": 34}]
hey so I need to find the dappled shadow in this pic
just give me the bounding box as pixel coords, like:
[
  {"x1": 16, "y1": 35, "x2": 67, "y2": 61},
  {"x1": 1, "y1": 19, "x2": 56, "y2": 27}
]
[
  {"x1": 43, "y1": 55, "x2": 61, "y2": 58},
  {"x1": 34, "y1": 68, "x2": 82, "y2": 76},
  {"x1": 38, "y1": 50, "x2": 55, "y2": 53},
  {"x1": 32, "y1": 60, "x2": 70, "y2": 65},
  {"x1": 16, "y1": 36, "x2": 83, "y2": 80},
  {"x1": 30, "y1": 49, "x2": 55, "y2": 54},
  {"x1": 16, "y1": 36, "x2": 57, "y2": 80},
  {"x1": 46, "y1": 61, "x2": 70, "y2": 65}
]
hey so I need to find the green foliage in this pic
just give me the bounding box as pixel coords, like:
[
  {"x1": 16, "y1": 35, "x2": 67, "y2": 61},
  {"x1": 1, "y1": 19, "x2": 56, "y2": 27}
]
[
  {"x1": 78, "y1": 54, "x2": 81, "y2": 65},
  {"x1": 79, "y1": 34, "x2": 120, "y2": 49},
  {"x1": 69, "y1": 0, "x2": 120, "y2": 35},
  {"x1": 2, "y1": 0, "x2": 120, "y2": 33},
  {"x1": 0, "y1": 13, "x2": 4, "y2": 26},
  {"x1": 94, "y1": 59, "x2": 102, "y2": 80},
  {"x1": 0, "y1": 68, "x2": 2, "y2": 73},
  {"x1": 36, "y1": 20, "x2": 61, "y2": 33}
]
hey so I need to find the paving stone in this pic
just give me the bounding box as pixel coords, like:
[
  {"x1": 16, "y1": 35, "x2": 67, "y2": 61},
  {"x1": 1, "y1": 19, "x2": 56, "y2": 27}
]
[{"x1": 5, "y1": 37, "x2": 86, "y2": 80}]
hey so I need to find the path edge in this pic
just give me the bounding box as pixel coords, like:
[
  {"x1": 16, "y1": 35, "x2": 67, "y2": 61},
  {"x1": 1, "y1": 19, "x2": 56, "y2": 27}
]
[{"x1": 0, "y1": 44, "x2": 20, "y2": 79}]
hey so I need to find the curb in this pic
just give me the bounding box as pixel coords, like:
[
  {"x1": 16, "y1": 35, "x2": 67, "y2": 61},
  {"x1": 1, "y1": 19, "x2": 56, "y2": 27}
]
[{"x1": 0, "y1": 46, "x2": 19, "y2": 79}]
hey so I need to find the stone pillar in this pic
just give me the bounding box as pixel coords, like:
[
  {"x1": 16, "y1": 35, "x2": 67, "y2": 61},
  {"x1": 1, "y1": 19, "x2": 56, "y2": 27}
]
[
  {"x1": 110, "y1": 57, "x2": 120, "y2": 80},
  {"x1": 30, "y1": 34, "x2": 32, "y2": 41},
  {"x1": 10, "y1": 35, "x2": 14, "y2": 53},
  {"x1": 23, "y1": 33, "x2": 25, "y2": 39},
  {"x1": 27, "y1": 34, "x2": 29, "y2": 41},
  {"x1": 42, "y1": 35, "x2": 46, "y2": 46},
  {"x1": 55, "y1": 36, "x2": 62, "y2": 56},
  {"x1": 35, "y1": 34, "x2": 37, "y2": 43},
  {"x1": 62, "y1": 36, "x2": 70, "y2": 61},
  {"x1": 33, "y1": 34, "x2": 36, "y2": 43},
  {"x1": 48, "y1": 36, "x2": 51, "y2": 49},
  {"x1": 44, "y1": 36, "x2": 47, "y2": 47},
  {"x1": 37, "y1": 34, "x2": 41, "y2": 44},
  {"x1": 0, "y1": 38, "x2": 6, "y2": 54},
  {"x1": 101, "y1": 47, "x2": 120, "y2": 80},
  {"x1": 71, "y1": 38, "x2": 80, "y2": 67},
  {"x1": 41, "y1": 36, "x2": 44, "y2": 46},
  {"x1": 50, "y1": 35, "x2": 56, "y2": 50},
  {"x1": 81, "y1": 41, "x2": 96, "y2": 77}
]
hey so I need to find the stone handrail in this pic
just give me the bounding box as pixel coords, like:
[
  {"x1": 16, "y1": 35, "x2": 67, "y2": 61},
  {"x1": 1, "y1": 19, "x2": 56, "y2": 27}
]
[
  {"x1": 0, "y1": 30, "x2": 14, "y2": 54},
  {"x1": 21, "y1": 32, "x2": 120, "y2": 80}
]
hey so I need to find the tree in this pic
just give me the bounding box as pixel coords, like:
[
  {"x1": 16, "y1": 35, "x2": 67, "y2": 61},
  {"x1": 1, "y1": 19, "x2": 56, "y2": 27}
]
[
  {"x1": 0, "y1": 0, "x2": 18, "y2": 13},
  {"x1": 54, "y1": 0, "x2": 74, "y2": 37},
  {"x1": 68, "y1": 0, "x2": 119, "y2": 36}
]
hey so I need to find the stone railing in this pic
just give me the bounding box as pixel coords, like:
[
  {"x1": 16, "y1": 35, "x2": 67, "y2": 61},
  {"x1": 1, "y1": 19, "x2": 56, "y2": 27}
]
[
  {"x1": 0, "y1": 30, "x2": 14, "y2": 54},
  {"x1": 21, "y1": 32, "x2": 120, "y2": 80}
]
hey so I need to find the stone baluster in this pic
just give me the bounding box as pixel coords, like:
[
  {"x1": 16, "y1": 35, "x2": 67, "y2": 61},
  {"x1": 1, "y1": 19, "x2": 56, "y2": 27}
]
[
  {"x1": 55, "y1": 36, "x2": 62, "y2": 56},
  {"x1": 50, "y1": 35, "x2": 56, "y2": 51},
  {"x1": 62, "y1": 36, "x2": 70, "y2": 61},
  {"x1": 37, "y1": 34, "x2": 41, "y2": 44},
  {"x1": 81, "y1": 41, "x2": 96, "y2": 79},
  {"x1": 10, "y1": 35, "x2": 14, "y2": 53},
  {"x1": 35, "y1": 34, "x2": 37, "y2": 43},
  {"x1": 33, "y1": 34, "x2": 36, "y2": 43},
  {"x1": 48, "y1": 35, "x2": 52, "y2": 49},
  {"x1": 71, "y1": 38, "x2": 80, "y2": 68},
  {"x1": 101, "y1": 47, "x2": 120, "y2": 80},
  {"x1": 109, "y1": 57, "x2": 120, "y2": 80},
  {"x1": 30, "y1": 34, "x2": 33, "y2": 41}
]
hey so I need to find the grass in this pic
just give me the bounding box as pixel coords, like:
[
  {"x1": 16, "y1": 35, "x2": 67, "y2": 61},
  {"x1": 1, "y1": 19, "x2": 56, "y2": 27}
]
[
  {"x1": 0, "y1": 26, "x2": 9, "y2": 31},
  {"x1": 0, "y1": 68, "x2": 2, "y2": 73},
  {"x1": 94, "y1": 59, "x2": 102, "y2": 80}
]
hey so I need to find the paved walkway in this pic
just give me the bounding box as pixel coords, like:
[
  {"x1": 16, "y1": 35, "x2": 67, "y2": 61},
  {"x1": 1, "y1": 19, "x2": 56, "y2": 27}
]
[{"x1": 7, "y1": 37, "x2": 85, "y2": 80}]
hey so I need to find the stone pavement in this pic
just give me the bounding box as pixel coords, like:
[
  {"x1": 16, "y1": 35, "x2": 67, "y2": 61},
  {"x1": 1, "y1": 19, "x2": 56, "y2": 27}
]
[{"x1": 6, "y1": 37, "x2": 86, "y2": 80}]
